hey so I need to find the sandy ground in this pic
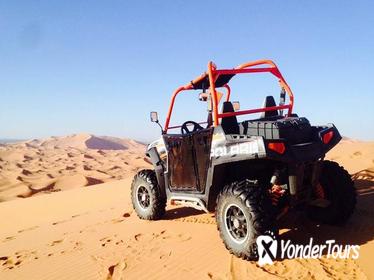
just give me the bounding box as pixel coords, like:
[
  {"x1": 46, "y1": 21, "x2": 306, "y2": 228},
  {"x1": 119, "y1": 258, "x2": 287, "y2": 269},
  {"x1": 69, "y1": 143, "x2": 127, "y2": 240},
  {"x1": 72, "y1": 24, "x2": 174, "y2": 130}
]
[
  {"x1": 0, "y1": 138, "x2": 373, "y2": 279},
  {"x1": 0, "y1": 134, "x2": 149, "y2": 202}
]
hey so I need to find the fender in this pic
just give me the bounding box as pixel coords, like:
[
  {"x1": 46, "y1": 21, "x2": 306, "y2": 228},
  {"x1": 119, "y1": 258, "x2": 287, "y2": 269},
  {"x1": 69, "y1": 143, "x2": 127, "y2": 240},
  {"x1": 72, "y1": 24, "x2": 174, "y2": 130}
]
[{"x1": 146, "y1": 147, "x2": 166, "y2": 198}]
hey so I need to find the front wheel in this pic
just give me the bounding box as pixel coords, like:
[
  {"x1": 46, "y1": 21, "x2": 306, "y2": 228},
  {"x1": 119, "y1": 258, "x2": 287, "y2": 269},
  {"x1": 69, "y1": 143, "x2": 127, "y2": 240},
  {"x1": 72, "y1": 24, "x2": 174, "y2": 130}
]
[
  {"x1": 216, "y1": 179, "x2": 276, "y2": 260},
  {"x1": 131, "y1": 169, "x2": 166, "y2": 220},
  {"x1": 307, "y1": 160, "x2": 356, "y2": 225}
]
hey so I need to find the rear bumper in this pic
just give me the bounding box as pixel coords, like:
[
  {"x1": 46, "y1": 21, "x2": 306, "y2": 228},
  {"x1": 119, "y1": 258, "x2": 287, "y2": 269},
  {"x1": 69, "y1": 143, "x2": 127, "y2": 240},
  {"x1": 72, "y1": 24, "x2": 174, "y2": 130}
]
[{"x1": 265, "y1": 124, "x2": 341, "y2": 163}]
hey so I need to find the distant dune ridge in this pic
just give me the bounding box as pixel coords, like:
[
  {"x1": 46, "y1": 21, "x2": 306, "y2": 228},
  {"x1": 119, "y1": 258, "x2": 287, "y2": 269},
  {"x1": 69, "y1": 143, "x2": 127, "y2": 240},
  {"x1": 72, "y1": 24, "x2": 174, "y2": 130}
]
[
  {"x1": 1, "y1": 134, "x2": 373, "y2": 203},
  {"x1": 0, "y1": 133, "x2": 149, "y2": 202},
  {"x1": 23, "y1": 133, "x2": 144, "y2": 150}
]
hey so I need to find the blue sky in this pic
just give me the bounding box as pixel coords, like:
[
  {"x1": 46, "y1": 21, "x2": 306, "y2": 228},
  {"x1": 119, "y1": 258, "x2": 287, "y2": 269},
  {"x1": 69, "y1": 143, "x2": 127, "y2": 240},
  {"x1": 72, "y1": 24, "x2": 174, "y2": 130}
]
[{"x1": 0, "y1": 0, "x2": 373, "y2": 141}]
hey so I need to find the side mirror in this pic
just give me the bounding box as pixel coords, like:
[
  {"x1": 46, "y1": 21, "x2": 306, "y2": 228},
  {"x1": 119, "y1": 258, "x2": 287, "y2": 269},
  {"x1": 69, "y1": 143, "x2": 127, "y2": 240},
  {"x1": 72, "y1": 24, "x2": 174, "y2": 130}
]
[
  {"x1": 150, "y1": 111, "x2": 159, "y2": 123},
  {"x1": 232, "y1": 101, "x2": 240, "y2": 111},
  {"x1": 150, "y1": 111, "x2": 164, "y2": 134}
]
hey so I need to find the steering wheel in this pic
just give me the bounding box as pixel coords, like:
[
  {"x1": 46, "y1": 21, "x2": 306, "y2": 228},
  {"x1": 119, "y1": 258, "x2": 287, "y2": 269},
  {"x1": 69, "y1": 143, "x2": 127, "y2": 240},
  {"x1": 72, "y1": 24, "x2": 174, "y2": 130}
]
[{"x1": 181, "y1": 121, "x2": 203, "y2": 135}]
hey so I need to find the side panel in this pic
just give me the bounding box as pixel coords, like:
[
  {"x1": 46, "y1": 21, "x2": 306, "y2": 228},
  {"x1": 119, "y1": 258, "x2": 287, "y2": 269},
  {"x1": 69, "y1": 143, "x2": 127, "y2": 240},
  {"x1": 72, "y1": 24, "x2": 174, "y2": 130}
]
[
  {"x1": 163, "y1": 134, "x2": 197, "y2": 191},
  {"x1": 192, "y1": 129, "x2": 213, "y2": 192},
  {"x1": 162, "y1": 128, "x2": 213, "y2": 193},
  {"x1": 204, "y1": 126, "x2": 268, "y2": 210}
]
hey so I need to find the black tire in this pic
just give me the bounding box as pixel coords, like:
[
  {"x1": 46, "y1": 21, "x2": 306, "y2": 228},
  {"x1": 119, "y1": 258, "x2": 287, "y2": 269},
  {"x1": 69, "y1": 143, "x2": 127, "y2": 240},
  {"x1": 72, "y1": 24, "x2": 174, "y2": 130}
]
[
  {"x1": 215, "y1": 179, "x2": 276, "y2": 260},
  {"x1": 131, "y1": 169, "x2": 166, "y2": 220},
  {"x1": 307, "y1": 160, "x2": 356, "y2": 225}
]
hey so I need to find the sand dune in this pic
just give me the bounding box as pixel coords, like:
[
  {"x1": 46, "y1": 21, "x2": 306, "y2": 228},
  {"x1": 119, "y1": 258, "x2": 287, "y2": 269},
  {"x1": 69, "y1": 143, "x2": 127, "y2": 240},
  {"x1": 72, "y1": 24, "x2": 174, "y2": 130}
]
[
  {"x1": 0, "y1": 134, "x2": 149, "y2": 202},
  {"x1": 0, "y1": 137, "x2": 373, "y2": 279},
  {"x1": 326, "y1": 139, "x2": 374, "y2": 174},
  {"x1": 23, "y1": 133, "x2": 144, "y2": 150}
]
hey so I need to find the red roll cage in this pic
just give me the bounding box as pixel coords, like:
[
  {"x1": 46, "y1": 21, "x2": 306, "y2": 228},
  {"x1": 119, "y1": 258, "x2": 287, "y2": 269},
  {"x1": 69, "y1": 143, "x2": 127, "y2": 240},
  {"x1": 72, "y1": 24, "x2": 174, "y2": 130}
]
[{"x1": 164, "y1": 59, "x2": 294, "y2": 133}]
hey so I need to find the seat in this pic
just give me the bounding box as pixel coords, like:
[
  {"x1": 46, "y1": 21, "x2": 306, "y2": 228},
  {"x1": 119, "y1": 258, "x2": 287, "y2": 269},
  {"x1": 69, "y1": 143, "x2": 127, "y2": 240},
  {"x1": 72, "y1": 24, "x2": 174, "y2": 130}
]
[
  {"x1": 260, "y1": 96, "x2": 279, "y2": 119},
  {"x1": 221, "y1": 101, "x2": 240, "y2": 134}
]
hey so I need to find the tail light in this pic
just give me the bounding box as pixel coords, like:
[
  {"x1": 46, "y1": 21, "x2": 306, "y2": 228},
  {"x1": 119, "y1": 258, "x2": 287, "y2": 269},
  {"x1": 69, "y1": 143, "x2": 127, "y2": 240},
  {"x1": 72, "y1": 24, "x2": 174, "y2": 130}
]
[
  {"x1": 268, "y1": 142, "x2": 286, "y2": 154},
  {"x1": 322, "y1": 131, "x2": 334, "y2": 144}
]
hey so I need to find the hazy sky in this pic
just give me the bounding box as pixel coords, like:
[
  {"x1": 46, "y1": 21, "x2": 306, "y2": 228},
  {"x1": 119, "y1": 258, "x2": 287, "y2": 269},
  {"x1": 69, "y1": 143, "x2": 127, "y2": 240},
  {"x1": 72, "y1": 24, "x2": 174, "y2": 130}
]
[{"x1": 1, "y1": 1, "x2": 373, "y2": 141}]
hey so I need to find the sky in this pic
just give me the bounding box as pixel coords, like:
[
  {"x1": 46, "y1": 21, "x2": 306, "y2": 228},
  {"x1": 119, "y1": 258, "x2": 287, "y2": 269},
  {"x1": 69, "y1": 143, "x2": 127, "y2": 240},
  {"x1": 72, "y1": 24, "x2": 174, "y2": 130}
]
[{"x1": 0, "y1": 0, "x2": 373, "y2": 142}]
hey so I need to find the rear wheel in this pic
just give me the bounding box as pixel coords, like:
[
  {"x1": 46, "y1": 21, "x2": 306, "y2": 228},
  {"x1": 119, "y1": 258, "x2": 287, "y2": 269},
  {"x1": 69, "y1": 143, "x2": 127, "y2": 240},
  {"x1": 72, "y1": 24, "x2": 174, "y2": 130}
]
[
  {"x1": 131, "y1": 169, "x2": 166, "y2": 220},
  {"x1": 307, "y1": 160, "x2": 356, "y2": 225},
  {"x1": 216, "y1": 179, "x2": 276, "y2": 260}
]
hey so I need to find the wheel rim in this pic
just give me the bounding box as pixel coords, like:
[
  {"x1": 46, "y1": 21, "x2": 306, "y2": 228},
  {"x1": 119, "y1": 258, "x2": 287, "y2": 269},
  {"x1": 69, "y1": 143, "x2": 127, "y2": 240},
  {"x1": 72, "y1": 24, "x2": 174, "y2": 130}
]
[
  {"x1": 224, "y1": 204, "x2": 248, "y2": 244},
  {"x1": 136, "y1": 185, "x2": 150, "y2": 210}
]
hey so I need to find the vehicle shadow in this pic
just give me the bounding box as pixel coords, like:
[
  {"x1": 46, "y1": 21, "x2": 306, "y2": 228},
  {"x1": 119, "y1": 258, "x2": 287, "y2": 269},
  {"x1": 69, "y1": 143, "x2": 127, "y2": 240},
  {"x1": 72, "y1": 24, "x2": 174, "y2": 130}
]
[
  {"x1": 278, "y1": 178, "x2": 374, "y2": 250},
  {"x1": 351, "y1": 169, "x2": 374, "y2": 191},
  {"x1": 163, "y1": 206, "x2": 207, "y2": 220}
]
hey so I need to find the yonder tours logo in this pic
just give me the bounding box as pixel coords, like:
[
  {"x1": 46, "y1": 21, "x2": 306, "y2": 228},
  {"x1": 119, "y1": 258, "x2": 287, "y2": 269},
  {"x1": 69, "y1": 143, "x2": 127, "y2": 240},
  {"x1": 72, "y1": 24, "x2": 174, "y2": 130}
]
[{"x1": 256, "y1": 232, "x2": 360, "y2": 266}]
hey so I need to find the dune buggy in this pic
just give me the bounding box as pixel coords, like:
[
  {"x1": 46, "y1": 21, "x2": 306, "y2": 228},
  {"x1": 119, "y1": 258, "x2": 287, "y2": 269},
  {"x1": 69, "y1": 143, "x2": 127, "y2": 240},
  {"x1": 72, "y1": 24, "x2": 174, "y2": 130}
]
[{"x1": 131, "y1": 59, "x2": 356, "y2": 260}]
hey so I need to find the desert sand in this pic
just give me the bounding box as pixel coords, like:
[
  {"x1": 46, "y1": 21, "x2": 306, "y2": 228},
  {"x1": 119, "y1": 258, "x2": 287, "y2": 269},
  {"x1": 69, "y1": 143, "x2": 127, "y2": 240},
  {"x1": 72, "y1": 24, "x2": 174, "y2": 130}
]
[
  {"x1": 0, "y1": 134, "x2": 149, "y2": 202},
  {"x1": 0, "y1": 137, "x2": 373, "y2": 279}
]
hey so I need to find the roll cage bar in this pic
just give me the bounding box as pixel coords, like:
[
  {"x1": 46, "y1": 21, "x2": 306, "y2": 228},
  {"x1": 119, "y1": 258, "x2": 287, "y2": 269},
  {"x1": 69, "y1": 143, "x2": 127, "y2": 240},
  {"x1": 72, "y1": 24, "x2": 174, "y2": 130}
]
[{"x1": 164, "y1": 59, "x2": 294, "y2": 133}]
